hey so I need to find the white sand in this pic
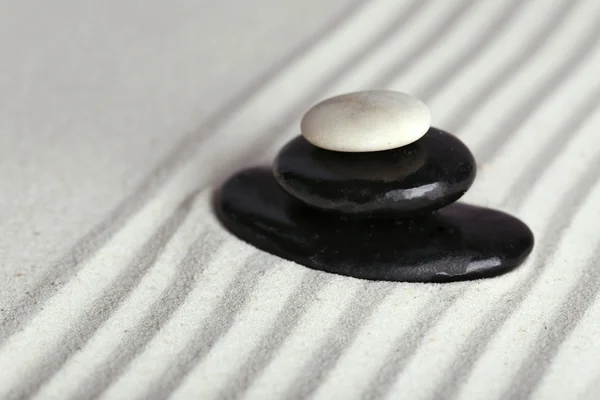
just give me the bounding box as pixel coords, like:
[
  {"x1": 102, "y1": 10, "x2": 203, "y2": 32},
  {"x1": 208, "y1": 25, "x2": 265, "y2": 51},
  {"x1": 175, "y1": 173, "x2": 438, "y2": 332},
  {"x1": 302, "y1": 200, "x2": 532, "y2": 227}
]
[{"x1": 1, "y1": 0, "x2": 600, "y2": 399}]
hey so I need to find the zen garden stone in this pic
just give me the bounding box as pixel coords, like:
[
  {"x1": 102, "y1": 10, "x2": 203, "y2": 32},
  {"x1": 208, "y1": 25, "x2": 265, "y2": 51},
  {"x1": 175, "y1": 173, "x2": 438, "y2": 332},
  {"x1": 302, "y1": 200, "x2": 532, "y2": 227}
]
[
  {"x1": 300, "y1": 90, "x2": 431, "y2": 152},
  {"x1": 217, "y1": 90, "x2": 534, "y2": 282}
]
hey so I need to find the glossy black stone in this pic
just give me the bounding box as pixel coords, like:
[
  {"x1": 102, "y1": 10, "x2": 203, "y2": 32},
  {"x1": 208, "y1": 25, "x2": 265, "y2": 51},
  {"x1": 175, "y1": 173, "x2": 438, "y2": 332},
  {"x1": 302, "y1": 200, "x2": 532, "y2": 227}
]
[
  {"x1": 217, "y1": 168, "x2": 534, "y2": 282},
  {"x1": 273, "y1": 128, "x2": 476, "y2": 218}
]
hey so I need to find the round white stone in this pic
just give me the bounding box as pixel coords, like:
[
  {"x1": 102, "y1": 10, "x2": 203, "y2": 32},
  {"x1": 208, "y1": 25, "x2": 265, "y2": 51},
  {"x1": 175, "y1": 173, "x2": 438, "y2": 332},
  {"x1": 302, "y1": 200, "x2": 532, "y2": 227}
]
[{"x1": 300, "y1": 90, "x2": 431, "y2": 152}]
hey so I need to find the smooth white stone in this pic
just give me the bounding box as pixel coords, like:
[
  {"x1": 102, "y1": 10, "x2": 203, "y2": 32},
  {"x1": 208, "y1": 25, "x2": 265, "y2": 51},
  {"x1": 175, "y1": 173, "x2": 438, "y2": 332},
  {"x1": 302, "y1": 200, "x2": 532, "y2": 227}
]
[{"x1": 301, "y1": 90, "x2": 431, "y2": 152}]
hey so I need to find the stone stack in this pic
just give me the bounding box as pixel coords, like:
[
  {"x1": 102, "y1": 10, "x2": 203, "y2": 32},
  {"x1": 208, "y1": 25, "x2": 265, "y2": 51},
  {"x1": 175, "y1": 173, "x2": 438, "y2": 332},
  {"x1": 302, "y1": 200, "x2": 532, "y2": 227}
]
[{"x1": 218, "y1": 91, "x2": 534, "y2": 282}]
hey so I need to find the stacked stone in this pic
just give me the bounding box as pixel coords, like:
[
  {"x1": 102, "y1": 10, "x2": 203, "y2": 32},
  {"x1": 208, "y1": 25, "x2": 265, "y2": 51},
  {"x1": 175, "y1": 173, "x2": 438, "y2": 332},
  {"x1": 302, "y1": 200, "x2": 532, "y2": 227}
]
[{"x1": 218, "y1": 91, "x2": 533, "y2": 282}]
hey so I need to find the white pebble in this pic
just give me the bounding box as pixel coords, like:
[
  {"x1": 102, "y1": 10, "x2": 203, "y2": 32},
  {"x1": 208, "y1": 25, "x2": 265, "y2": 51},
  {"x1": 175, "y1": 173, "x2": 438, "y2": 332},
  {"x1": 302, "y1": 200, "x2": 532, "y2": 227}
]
[{"x1": 301, "y1": 90, "x2": 431, "y2": 152}]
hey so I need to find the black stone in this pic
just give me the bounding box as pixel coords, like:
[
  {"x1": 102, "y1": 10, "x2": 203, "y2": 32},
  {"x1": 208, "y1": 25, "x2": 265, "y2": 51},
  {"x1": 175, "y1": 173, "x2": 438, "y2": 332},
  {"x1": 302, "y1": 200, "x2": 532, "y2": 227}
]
[
  {"x1": 217, "y1": 167, "x2": 534, "y2": 283},
  {"x1": 273, "y1": 128, "x2": 476, "y2": 218}
]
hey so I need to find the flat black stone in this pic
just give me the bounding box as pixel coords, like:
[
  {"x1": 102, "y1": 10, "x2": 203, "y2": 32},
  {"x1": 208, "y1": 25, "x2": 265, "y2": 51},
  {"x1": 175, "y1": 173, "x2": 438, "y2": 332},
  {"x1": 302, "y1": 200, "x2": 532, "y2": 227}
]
[
  {"x1": 273, "y1": 128, "x2": 476, "y2": 218},
  {"x1": 217, "y1": 167, "x2": 534, "y2": 283}
]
